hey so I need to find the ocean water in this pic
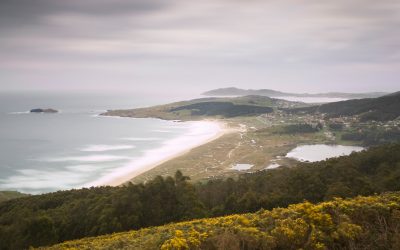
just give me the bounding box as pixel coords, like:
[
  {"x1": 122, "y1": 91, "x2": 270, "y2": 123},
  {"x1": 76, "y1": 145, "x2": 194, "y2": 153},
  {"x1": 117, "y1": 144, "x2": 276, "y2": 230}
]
[{"x1": 0, "y1": 92, "x2": 206, "y2": 194}]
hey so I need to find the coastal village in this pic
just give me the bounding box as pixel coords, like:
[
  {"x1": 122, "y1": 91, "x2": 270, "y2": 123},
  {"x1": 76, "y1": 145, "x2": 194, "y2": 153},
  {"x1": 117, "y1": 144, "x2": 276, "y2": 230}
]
[{"x1": 259, "y1": 110, "x2": 400, "y2": 142}]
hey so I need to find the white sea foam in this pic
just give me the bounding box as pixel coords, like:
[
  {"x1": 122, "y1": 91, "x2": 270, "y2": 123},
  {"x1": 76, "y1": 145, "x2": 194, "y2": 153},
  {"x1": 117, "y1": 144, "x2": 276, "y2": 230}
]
[
  {"x1": 122, "y1": 137, "x2": 162, "y2": 141},
  {"x1": 0, "y1": 163, "x2": 131, "y2": 193},
  {"x1": 89, "y1": 110, "x2": 107, "y2": 114},
  {"x1": 42, "y1": 155, "x2": 132, "y2": 163},
  {"x1": 87, "y1": 121, "x2": 222, "y2": 186},
  {"x1": 65, "y1": 164, "x2": 105, "y2": 172},
  {"x1": 8, "y1": 111, "x2": 30, "y2": 114},
  {"x1": 97, "y1": 115, "x2": 122, "y2": 119},
  {"x1": 80, "y1": 144, "x2": 135, "y2": 152},
  {"x1": 152, "y1": 129, "x2": 173, "y2": 133},
  {"x1": 0, "y1": 120, "x2": 222, "y2": 193},
  {"x1": 0, "y1": 168, "x2": 88, "y2": 192}
]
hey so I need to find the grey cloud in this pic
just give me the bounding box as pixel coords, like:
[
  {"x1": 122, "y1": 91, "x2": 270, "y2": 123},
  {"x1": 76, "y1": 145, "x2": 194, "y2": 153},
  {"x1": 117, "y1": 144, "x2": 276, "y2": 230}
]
[
  {"x1": 0, "y1": 0, "x2": 167, "y2": 22},
  {"x1": 0, "y1": 0, "x2": 399, "y2": 93}
]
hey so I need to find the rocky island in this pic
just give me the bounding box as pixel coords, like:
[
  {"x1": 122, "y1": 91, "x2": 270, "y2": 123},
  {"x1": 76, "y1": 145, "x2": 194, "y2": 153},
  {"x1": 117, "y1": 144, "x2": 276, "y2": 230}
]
[{"x1": 30, "y1": 108, "x2": 58, "y2": 113}]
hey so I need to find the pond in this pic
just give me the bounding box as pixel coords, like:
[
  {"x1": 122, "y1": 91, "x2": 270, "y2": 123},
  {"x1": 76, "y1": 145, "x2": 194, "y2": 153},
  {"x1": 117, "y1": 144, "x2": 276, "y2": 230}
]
[
  {"x1": 231, "y1": 163, "x2": 253, "y2": 171},
  {"x1": 286, "y1": 144, "x2": 364, "y2": 162},
  {"x1": 265, "y1": 163, "x2": 281, "y2": 170}
]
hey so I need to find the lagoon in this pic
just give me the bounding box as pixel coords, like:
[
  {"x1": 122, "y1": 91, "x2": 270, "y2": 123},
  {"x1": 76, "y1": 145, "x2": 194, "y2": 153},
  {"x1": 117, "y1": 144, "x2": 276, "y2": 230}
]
[
  {"x1": 231, "y1": 163, "x2": 253, "y2": 171},
  {"x1": 286, "y1": 144, "x2": 364, "y2": 162}
]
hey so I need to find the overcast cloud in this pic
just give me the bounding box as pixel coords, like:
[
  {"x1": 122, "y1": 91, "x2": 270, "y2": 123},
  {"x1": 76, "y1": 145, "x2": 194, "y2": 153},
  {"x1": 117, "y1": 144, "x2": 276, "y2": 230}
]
[{"x1": 0, "y1": 0, "x2": 399, "y2": 94}]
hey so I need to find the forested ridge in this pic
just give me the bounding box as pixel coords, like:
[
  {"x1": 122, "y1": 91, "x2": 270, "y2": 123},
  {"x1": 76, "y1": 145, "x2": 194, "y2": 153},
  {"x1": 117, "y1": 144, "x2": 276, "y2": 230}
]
[
  {"x1": 44, "y1": 192, "x2": 400, "y2": 250},
  {"x1": 288, "y1": 91, "x2": 400, "y2": 121},
  {"x1": 341, "y1": 127, "x2": 400, "y2": 146},
  {"x1": 0, "y1": 191, "x2": 28, "y2": 203},
  {"x1": 271, "y1": 123, "x2": 322, "y2": 134},
  {"x1": 1, "y1": 143, "x2": 400, "y2": 249},
  {"x1": 169, "y1": 102, "x2": 273, "y2": 117}
]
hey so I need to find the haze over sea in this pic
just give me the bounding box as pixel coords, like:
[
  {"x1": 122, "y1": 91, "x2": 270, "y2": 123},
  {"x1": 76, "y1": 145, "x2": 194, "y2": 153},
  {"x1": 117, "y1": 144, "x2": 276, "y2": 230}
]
[{"x1": 0, "y1": 92, "x2": 210, "y2": 194}]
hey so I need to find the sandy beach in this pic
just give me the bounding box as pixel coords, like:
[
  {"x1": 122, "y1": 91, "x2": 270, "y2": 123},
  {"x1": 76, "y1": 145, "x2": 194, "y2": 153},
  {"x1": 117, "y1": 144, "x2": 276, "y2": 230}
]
[{"x1": 87, "y1": 120, "x2": 230, "y2": 187}]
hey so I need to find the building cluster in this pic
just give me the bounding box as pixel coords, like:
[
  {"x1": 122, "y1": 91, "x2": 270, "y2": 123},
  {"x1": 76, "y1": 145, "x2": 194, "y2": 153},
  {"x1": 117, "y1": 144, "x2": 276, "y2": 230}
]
[{"x1": 258, "y1": 111, "x2": 400, "y2": 133}]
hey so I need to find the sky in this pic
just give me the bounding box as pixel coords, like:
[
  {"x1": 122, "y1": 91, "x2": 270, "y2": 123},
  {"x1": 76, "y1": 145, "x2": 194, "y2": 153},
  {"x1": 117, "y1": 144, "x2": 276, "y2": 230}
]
[{"x1": 0, "y1": 0, "x2": 399, "y2": 95}]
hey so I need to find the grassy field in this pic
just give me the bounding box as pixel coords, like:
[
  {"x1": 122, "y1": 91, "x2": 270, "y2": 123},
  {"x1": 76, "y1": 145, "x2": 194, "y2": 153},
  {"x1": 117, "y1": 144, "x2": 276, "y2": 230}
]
[{"x1": 130, "y1": 117, "x2": 329, "y2": 184}]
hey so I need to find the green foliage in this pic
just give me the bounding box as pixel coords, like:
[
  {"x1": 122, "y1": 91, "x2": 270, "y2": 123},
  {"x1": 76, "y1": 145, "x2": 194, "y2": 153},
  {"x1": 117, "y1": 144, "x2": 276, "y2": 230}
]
[
  {"x1": 289, "y1": 92, "x2": 400, "y2": 121},
  {"x1": 341, "y1": 127, "x2": 400, "y2": 146},
  {"x1": 272, "y1": 123, "x2": 321, "y2": 134},
  {"x1": 320, "y1": 92, "x2": 400, "y2": 121},
  {"x1": 170, "y1": 102, "x2": 273, "y2": 117},
  {"x1": 25, "y1": 216, "x2": 58, "y2": 247},
  {"x1": 0, "y1": 190, "x2": 28, "y2": 203},
  {"x1": 328, "y1": 122, "x2": 344, "y2": 131},
  {"x1": 44, "y1": 192, "x2": 400, "y2": 249},
  {"x1": 0, "y1": 171, "x2": 203, "y2": 249},
  {"x1": 199, "y1": 144, "x2": 400, "y2": 215}
]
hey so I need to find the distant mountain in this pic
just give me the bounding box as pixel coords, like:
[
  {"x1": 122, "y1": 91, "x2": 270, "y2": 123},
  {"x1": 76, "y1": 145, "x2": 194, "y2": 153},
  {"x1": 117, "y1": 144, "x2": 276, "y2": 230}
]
[
  {"x1": 203, "y1": 87, "x2": 387, "y2": 99},
  {"x1": 203, "y1": 87, "x2": 287, "y2": 97},
  {"x1": 291, "y1": 91, "x2": 400, "y2": 121}
]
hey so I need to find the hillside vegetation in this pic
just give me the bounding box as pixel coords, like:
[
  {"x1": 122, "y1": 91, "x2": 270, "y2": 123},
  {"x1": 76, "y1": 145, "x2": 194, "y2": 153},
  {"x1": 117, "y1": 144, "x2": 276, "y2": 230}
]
[
  {"x1": 271, "y1": 123, "x2": 322, "y2": 134},
  {"x1": 198, "y1": 143, "x2": 400, "y2": 215},
  {"x1": 101, "y1": 95, "x2": 306, "y2": 120},
  {"x1": 44, "y1": 192, "x2": 400, "y2": 250},
  {"x1": 169, "y1": 102, "x2": 273, "y2": 117},
  {"x1": 341, "y1": 126, "x2": 400, "y2": 146},
  {"x1": 1, "y1": 143, "x2": 399, "y2": 249},
  {"x1": 0, "y1": 191, "x2": 28, "y2": 203},
  {"x1": 291, "y1": 92, "x2": 400, "y2": 121}
]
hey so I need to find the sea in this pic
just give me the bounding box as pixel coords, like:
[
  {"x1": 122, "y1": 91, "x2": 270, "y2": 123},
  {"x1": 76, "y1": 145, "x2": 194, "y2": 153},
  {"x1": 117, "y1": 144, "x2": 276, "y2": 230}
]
[{"x1": 0, "y1": 92, "x2": 207, "y2": 194}]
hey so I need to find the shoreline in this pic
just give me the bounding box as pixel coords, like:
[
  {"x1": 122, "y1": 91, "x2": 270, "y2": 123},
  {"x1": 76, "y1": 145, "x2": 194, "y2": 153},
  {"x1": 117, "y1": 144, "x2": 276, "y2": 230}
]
[{"x1": 88, "y1": 120, "x2": 230, "y2": 187}]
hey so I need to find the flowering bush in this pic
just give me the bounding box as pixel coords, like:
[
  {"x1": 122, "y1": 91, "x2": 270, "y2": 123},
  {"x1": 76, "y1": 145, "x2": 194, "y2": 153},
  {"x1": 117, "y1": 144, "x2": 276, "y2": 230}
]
[{"x1": 43, "y1": 192, "x2": 400, "y2": 250}]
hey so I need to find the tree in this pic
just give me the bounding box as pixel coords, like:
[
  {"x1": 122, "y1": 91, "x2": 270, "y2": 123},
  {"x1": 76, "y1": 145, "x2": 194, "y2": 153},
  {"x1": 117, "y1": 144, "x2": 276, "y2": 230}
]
[{"x1": 24, "y1": 216, "x2": 57, "y2": 247}]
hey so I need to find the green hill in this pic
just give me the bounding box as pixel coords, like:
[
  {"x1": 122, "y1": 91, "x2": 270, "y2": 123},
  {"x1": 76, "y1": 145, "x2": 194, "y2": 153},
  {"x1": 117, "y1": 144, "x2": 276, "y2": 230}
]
[
  {"x1": 101, "y1": 95, "x2": 307, "y2": 120},
  {"x1": 0, "y1": 191, "x2": 28, "y2": 203},
  {"x1": 102, "y1": 92, "x2": 400, "y2": 121},
  {"x1": 169, "y1": 101, "x2": 273, "y2": 117},
  {"x1": 290, "y1": 92, "x2": 400, "y2": 121},
  {"x1": 43, "y1": 192, "x2": 400, "y2": 250}
]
